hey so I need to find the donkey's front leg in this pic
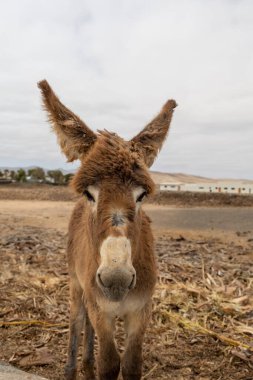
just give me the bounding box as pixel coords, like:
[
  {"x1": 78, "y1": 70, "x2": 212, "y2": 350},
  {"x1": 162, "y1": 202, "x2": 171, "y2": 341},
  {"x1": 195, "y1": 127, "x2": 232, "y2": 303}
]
[
  {"x1": 65, "y1": 277, "x2": 85, "y2": 380},
  {"x1": 122, "y1": 304, "x2": 152, "y2": 380},
  {"x1": 81, "y1": 312, "x2": 95, "y2": 380},
  {"x1": 98, "y1": 333, "x2": 120, "y2": 380},
  {"x1": 90, "y1": 308, "x2": 120, "y2": 380}
]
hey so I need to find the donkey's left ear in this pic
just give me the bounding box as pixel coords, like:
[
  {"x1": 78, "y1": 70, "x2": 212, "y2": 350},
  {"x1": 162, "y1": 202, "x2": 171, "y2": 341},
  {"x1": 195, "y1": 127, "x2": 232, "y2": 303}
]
[
  {"x1": 131, "y1": 99, "x2": 177, "y2": 167},
  {"x1": 38, "y1": 80, "x2": 97, "y2": 162}
]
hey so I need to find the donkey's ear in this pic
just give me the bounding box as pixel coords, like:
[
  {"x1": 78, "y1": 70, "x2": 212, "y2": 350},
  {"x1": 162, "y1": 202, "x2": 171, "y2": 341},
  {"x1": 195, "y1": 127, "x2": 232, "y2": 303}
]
[
  {"x1": 131, "y1": 99, "x2": 177, "y2": 167},
  {"x1": 37, "y1": 80, "x2": 97, "y2": 162}
]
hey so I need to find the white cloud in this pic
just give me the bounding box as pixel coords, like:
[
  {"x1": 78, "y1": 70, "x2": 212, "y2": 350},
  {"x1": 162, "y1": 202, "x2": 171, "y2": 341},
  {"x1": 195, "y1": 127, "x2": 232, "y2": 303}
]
[{"x1": 0, "y1": 0, "x2": 253, "y2": 179}]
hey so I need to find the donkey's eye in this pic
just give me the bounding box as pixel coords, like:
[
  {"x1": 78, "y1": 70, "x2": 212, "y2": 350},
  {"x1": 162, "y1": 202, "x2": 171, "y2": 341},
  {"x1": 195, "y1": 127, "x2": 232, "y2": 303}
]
[
  {"x1": 136, "y1": 191, "x2": 147, "y2": 203},
  {"x1": 83, "y1": 190, "x2": 95, "y2": 202}
]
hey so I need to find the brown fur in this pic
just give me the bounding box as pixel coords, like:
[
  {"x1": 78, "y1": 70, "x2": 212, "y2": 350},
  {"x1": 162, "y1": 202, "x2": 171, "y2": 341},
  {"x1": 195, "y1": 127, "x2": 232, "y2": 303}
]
[
  {"x1": 38, "y1": 80, "x2": 97, "y2": 162},
  {"x1": 37, "y1": 80, "x2": 177, "y2": 380}
]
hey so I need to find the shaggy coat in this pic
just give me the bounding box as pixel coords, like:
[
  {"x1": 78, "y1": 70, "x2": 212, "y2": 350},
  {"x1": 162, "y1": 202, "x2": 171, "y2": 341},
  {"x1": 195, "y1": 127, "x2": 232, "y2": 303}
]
[{"x1": 38, "y1": 80, "x2": 176, "y2": 380}]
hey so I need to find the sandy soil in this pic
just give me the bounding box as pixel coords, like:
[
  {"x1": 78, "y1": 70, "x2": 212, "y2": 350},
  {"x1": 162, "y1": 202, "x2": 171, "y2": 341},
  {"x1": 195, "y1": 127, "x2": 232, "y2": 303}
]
[
  {"x1": 0, "y1": 201, "x2": 73, "y2": 231},
  {"x1": 1, "y1": 200, "x2": 253, "y2": 236},
  {"x1": 1, "y1": 200, "x2": 253, "y2": 380}
]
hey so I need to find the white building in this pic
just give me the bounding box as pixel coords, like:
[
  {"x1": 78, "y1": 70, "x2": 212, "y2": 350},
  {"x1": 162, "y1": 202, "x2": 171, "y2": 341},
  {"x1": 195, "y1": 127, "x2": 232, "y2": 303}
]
[
  {"x1": 159, "y1": 183, "x2": 182, "y2": 192},
  {"x1": 159, "y1": 183, "x2": 252, "y2": 195}
]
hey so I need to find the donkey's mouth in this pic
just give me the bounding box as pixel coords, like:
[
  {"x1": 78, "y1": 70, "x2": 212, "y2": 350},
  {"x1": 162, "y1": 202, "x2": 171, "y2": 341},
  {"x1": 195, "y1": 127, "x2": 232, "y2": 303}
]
[
  {"x1": 96, "y1": 273, "x2": 135, "y2": 302},
  {"x1": 100, "y1": 286, "x2": 129, "y2": 302}
]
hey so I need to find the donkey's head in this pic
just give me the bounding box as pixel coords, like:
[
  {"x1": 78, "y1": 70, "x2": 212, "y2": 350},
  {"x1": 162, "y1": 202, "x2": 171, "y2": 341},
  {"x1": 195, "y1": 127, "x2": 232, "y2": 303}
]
[{"x1": 38, "y1": 80, "x2": 176, "y2": 302}]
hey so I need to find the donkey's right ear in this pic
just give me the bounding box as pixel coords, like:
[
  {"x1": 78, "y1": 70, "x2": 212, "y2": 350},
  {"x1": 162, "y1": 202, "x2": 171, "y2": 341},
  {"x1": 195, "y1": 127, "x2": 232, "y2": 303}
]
[{"x1": 37, "y1": 80, "x2": 97, "y2": 162}]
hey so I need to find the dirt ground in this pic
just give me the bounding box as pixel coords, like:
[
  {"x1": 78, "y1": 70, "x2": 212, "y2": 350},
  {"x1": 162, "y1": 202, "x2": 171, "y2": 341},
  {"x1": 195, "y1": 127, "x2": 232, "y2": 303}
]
[{"x1": 1, "y1": 188, "x2": 253, "y2": 379}]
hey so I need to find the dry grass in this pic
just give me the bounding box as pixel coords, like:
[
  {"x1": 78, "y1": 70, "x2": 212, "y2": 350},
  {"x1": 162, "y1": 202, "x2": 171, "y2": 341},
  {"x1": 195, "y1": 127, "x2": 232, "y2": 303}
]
[{"x1": 1, "y1": 226, "x2": 253, "y2": 379}]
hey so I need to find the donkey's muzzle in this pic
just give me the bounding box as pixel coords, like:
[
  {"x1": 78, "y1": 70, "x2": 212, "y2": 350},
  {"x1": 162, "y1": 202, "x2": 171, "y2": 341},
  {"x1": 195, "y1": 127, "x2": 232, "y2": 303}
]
[{"x1": 96, "y1": 269, "x2": 136, "y2": 302}]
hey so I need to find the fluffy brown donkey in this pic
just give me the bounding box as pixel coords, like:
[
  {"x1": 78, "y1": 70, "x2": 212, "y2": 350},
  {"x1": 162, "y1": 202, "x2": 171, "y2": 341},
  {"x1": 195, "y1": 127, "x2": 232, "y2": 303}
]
[{"x1": 38, "y1": 80, "x2": 176, "y2": 380}]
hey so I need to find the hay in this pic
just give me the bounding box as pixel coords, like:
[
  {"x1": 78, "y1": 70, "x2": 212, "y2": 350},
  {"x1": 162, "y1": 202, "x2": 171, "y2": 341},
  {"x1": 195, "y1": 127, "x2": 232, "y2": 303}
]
[
  {"x1": 1, "y1": 225, "x2": 253, "y2": 379},
  {"x1": 0, "y1": 321, "x2": 67, "y2": 328}
]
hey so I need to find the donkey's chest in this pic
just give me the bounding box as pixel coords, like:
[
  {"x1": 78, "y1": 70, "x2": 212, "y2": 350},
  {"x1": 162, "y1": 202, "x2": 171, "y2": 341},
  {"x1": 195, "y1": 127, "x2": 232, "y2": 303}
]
[{"x1": 97, "y1": 294, "x2": 147, "y2": 318}]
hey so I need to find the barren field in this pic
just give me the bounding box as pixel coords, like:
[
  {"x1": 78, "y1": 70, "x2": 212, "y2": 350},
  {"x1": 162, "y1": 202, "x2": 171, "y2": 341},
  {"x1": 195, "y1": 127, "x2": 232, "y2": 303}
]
[{"x1": 1, "y1": 186, "x2": 253, "y2": 379}]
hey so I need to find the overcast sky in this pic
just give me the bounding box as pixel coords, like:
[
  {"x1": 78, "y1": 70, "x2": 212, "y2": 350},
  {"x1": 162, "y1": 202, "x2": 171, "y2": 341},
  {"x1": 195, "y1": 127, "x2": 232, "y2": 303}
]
[{"x1": 1, "y1": 0, "x2": 252, "y2": 179}]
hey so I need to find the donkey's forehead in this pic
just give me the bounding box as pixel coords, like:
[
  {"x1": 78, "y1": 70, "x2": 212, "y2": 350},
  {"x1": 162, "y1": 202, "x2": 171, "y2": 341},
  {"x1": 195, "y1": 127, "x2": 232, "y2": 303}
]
[{"x1": 72, "y1": 131, "x2": 155, "y2": 194}]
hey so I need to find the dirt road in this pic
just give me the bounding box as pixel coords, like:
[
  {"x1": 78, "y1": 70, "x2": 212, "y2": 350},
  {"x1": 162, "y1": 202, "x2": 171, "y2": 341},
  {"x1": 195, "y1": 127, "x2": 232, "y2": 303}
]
[{"x1": 147, "y1": 205, "x2": 253, "y2": 233}]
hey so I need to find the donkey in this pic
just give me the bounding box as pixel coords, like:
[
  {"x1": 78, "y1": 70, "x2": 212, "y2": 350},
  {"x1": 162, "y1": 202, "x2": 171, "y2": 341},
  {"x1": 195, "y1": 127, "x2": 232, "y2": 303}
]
[{"x1": 38, "y1": 80, "x2": 176, "y2": 380}]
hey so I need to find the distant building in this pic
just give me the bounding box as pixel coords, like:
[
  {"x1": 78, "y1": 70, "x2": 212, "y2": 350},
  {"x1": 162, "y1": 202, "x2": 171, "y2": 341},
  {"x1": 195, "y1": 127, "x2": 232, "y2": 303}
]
[
  {"x1": 26, "y1": 176, "x2": 43, "y2": 183},
  {"x1": 160, "y1": 183, "x2": 182, "y2": 192},
  {"x1": 159, "y1": 183, "x2": 252, "y2": 195},
  {"x1": 0, "y1": 178, "x2": 12, "y2": 184},
  {"x1": 45, "y1": 176, "x2": 55, "y2": 183}
]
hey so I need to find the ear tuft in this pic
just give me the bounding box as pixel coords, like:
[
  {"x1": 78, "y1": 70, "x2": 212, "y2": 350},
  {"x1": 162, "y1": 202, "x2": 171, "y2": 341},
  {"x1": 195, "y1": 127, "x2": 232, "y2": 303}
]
[
  {"x1": 37, "y1": 79, "x2": 51, "y2": 93},
  {"x1": 162, "y1": 99, "x2": 177, "y2": 113}
]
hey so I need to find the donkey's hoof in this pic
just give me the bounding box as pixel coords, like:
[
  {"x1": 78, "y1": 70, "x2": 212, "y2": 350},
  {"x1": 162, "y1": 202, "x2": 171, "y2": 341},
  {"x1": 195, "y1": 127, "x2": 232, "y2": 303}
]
[
  {"x1": 80, "y1": 367, "x2": 96, "y2": 380},
  {"x1": 122, "y1": 367, "x2": 142, "y2": 380},
  {"x1": 98, "y1": 368, "x2": 120, "y2": 380},
  {"x1": 64, "y1": 365, "x2": 77, "y2": 380}
]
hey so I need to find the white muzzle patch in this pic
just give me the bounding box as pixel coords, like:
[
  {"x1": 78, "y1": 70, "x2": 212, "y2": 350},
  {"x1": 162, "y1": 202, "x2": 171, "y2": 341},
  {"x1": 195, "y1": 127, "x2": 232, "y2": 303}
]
[{"x1": 96, "y1": 236, "x2": 136, "y2": 302}]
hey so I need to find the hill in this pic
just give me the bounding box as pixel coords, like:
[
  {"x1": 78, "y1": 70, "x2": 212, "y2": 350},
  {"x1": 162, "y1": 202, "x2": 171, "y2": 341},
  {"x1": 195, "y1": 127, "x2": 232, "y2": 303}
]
[{"x1": 150, "y1": 171, "x2": 253, "y2": 185}]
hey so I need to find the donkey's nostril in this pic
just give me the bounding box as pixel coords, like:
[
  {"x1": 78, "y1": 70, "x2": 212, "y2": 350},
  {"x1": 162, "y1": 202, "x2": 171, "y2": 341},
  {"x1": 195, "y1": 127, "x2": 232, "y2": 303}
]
[
  {"x1": 129, "y1": 274, "x2": 136, "y2": 289},
  {"x1": 97, "y1": 273, "x2": 106, "y2": 288}
]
